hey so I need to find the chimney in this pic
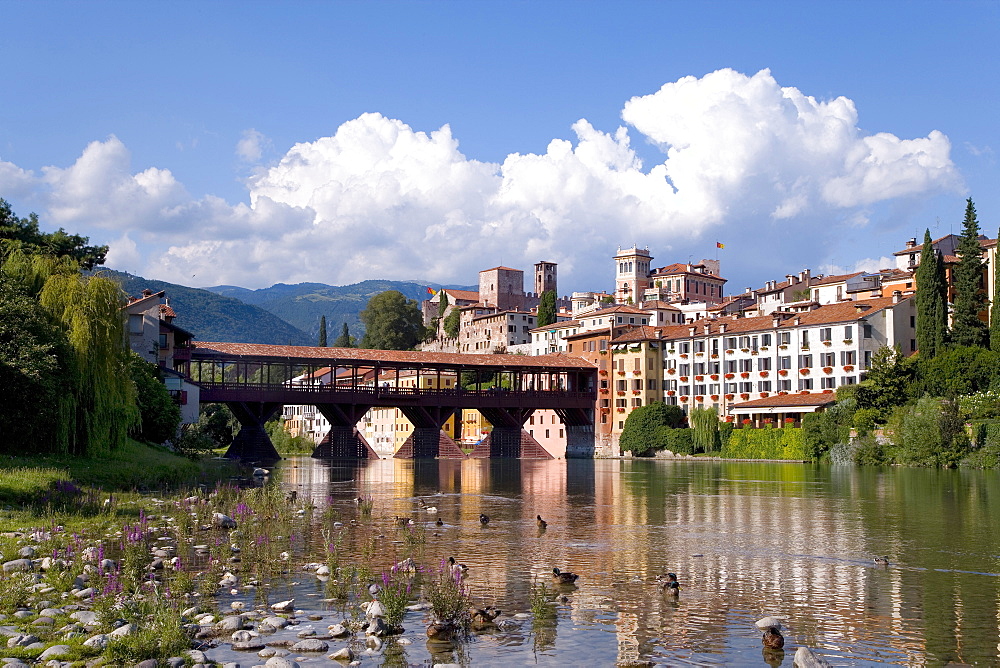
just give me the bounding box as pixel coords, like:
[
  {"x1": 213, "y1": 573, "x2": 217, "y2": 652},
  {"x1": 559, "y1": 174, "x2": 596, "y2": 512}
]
[
  {"x1": 719, "y1": 323, "x2": 727, "y2": 333},
  {"x1": 854, "y1": 303, "x2": 869, "y2": 313},
  {"x1": 892, "y1": 290, "x2": 902, "y2": 304},
  {"x1": 799, "y1": 269, "x2": 810, "y2": 282},
  {"x1": 906, "y1": 237, "x2": 917, "y2": 249},
  {"x1": 793, "y1": 316, "x2": 801, "y2": 326},
  {"x1": 655, "y1": 329, "x2": 662, "y2": 339},
  {"x1": 689, "y1": 326, "x2": 696, "y2": 337},
  {"x1": 786, "y1": 274, "x2": 795, "y2": 285},
  {"x1": 772, "y1": 315, "x2": 781, "y2": 328}
]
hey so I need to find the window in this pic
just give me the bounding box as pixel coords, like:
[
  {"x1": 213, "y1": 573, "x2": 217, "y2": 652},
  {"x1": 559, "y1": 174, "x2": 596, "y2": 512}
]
[
  {"x1": 680, "y1": 386, "x2": 691, "y2": 396},
  {"x1": 844, "y1": 325, "x2": 853, "y2": 340},
  {"x1": 739, "y1": 382, "x2": 752, "y2": 393},
  {"x1": 695, "y1": 340, "x2": 706, "y2": 353},
  {"x1": 647, "y1": 379, "x2": 657, "y2": 390},
  {"x1": 863, "y1": 324, "x2": 873, "y2": 339},
  {"x1": 778, "y1": 379, "x2": 792, "y2": 391},
  {"x1": 801, "y1": 331, "x2": 810, "y2": 347},
  {"x1": 725, "y1": 383, "x2": 737, "y2": 393},
  {"x1": 632, "y1": 379, "x2": 642, "y2": 390},
  {"x1": 820, "y1": 327, "x2": 832, "y2": 342},
  {"x1": 599, "y1": 339, "x2": 608, "y2": 351},
  {"x1": 617, "y1": 380, "x2": 626, "y2": 391},
  {"x1": 739, "y1": 359, "x2": 753, "y2": 372},
  {"x1": 758, "y1": 381, "x2": 771, "y2": 392},
  {"x1": 758, "y1": 357, "x2": 771, "y2": 371},
  {"x1": 798, "y1": 354, "x2": 813, "y2": 368},
  {"x1": 679, "y1": 364, "x2": 691, "y2": 375},
  {"x1": 739, "y1": 336, "x2": 751, "y2": 349},
  {"x1": 710, "y1": 361, "x2": 720, "y2": 374},
  {"x1": 709, "y1": 383, "x2": 720, "y2": 394},
  {"x1": 821, "y1": 377, "x2": 836, "y2": 389},
  {"x1": 725, "y1": 337, "x2": 738, "y2": 349},
  {"x1": 779, "y1": 356, "x2": 791, "y2": 370},
  {"x1": 158, "y1": 333, "x2": 168, "y2": 349},
  {"x1": 820, "y1": 352, "x2": 835, "y2": 367},
  {"x1": 778, "y1": 331, "x2": 791, "y2": 345},
  {"x1": 841, "y1": 350, "x2": 856, "y2": 365},
  {"x1": 694, "y1": 362, "x2": 706, "y2": 374},
  {"x1": 129, "y1": 314, "x2": 144, "y2": 334},
  {"x1": 545, "y1": 429, "x2": 550, "y2": 439},
  {"x1": 679, "y1": 342, "x2": 690, "y2": 354},
  {"x1": 863, "y1": 350, "x2": 872, "y2": 368},
  {"x1": 910, "y1": 316, "x2": 915, "y2": 328},
  {"x1": 841, "y1": 376, "x2": 857, "y2": 385},
  {"x1": 632, "y1": 398, "x2": 642, "y2": 407},
  {"x1": 761, "y1": 334, "x2": 771, "y2": 347},
  {"x1": 725, "y1": 360, "x2": 738, "y2": 373},
  {"x1": 798, "y1": 378, "x2": 813, "y2": 390},
  {"x1": 600, "y1": 379, "x2": 608, "y2": 389}
]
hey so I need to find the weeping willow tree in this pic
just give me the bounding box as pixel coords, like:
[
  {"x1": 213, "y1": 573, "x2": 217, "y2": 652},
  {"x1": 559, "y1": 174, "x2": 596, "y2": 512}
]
[
  {"x1": 40, "y1": 272, "x2": 138, "y2": 455},
  {"x1": 2, "y1": 248, "x2": 137, "y2": 454},
  {"x1": 689, "y1": 406, "x2": 720, "y2": 454}
]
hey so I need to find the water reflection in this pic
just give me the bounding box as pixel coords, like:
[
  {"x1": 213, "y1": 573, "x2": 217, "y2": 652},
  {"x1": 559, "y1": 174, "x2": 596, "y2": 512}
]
[{"x1": 275, "y1": 457, "x2": 1000, "y2": 666}]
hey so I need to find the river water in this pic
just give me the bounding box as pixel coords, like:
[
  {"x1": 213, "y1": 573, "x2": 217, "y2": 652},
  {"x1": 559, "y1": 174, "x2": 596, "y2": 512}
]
[{"x1": 233, "y1": 457, "x2": 1000, "y2": 666}]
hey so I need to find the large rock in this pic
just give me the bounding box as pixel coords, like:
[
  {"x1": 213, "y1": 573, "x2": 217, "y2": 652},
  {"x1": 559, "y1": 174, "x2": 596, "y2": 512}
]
[
  {"x1": 109, "y1": 623, "x2": 137, "y2": 637},
  {"x1": 328, "y1": 647, "x2": 354, "y2": 662},
  {"x1": 290, "y1": 638, "x2": 329, "y2": 652},
  {"x1": 38, "y1": 644, "x2": 72, "y2": 659},
  {"x1": 264, "y1": 658, "x2": 300, "y2": 668},
  {"x1": 213, "y1": 513, "x2": 237, "y2": 529},
  {"x1": 215, "y1": 615, "x2": 246, "y2": 632},
  {"x1": 83, "y1": 634, "x2": 109, "y2": 649},
  {"x1": 2, "y1": 559, "x2": 32, "y2": 573},
  {"x1": 794, "y1": 646, "x2": 832, "y2": 668},
  {"x1": 71, "y1": 611, "x2": 99, "y2": 626},
  {"x1": 270, "y1": 599, "x2": 294, "y2": 612},
  {"x1": 259, "y1": 616, "x2": 290, "y2": 630}
]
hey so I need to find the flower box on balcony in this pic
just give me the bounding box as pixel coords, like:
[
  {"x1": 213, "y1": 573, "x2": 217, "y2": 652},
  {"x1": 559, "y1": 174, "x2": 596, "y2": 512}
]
[
  {"x1": 695, "y1": 375, "x2": 704, "y2": 381},
  {"x1": 599, "y1": 388, "x2": 609, "y2": 394},
  {"x1": 800, "y1": 390, "x2": 811, "y2": 394},
  {"x1": 632, "y1": 390, "x2": 641, "y2": 395},
  {"x1": 784, "y1": 417, "x2": 795, "y2": 424},
  {"x1": 599, "y1": 369, "x2": 608, "y2": 375},
  {"x1": 778, "y1": 344, "x2": 788, "y2": 349},
  {"x1": 680, "y1": 396, "x2": 689, "y2": 402},
  {"x1": 760, "y1": 392, "x2": 769, "y2": 398},
  {"x1": 740, "y1": 372, "x2": 750, "y2": 378},
  {"x1": 740, "y1": 393, "x2": 750, "y2": 400},
  {"x1": 822, "y1": 389, "x2": 834, "y2": 394},
  {"x1": 725, "y1": 393, "x2": 734, "y2": 400},
  {"x1": 823, "y1": 366, "x2": 833, "y2": 374},
  {"x1": 599, "y1": 350, "x2": 607, "y2": 355},
  {"x1": 760, "y1": 371, "x2": 769, "y2": 378},
  {"x1": 711, "y1": 353, "x2": 719, "y2": 358},
  {"x1": 725, "y1": 373, "x2": 735, "y2": 379},
  {"x1": 726, "y1": 349, "x2": 735, "y2": 354},
  {"x1": 667, "y1": 349, "x2": 676, "y2": 354},
  {"x1": 760, "y1": 346, "x2": 769, "y2": 351},
  {"x1": 843, "y1": 339, "x2": 853, "y2": 345},
  {"x1": 695, "y1": 352, "x2": 705, "y2": 357},
  {"x1": 741, "y1": 348, "x2": 750, "y2": 353},
  {"x1": 778, "y1": 369, "x2": 788, "y2": 376},
  {"x1": 710, "y1": 394, "x2": 720, "y2": 401},
  {"x1": 679, "y1": 353, "x2": 688, "y2": 358},
  {"x1": 801, "y1": 345, "x2": 810, "y2": 351},
  {"x1": 710, "y1": 374, "x2": 719, "y2": 380},
  {"x1": 617, "y1": 391, "x2": 625, "y2": 396},
  {"x1": 695, "y1": 395, "x2": 704, "y2": 402},
  {"x1": 843, "y1": 365, "x2": 854, "y2": 371},
  {"x1": 667, "y1": 368, "x2": 676, "y2": 375},
  {"x1": 823, "y1": 340, "x2": 832, "y2": 346},
  {"x1": 763, "y1": 418, "x2": 773, "y2": 424},
  {"x1": 618, "y1": 371, "x2": 626, "y2": 376},
  {"x1": 742, "y1": 419, "x2": 752, "y2": 425},
  {"x1": 799, "y1": 368, "x2": 810, "y2": 375},
  {"x1": 680, "y1": 376, "x2": 689, "y2": 382},
  {"x1": 617, "y1": 408, "x2": 626, "y2": 413},
  {"x1": 666, "y1": 390, "x2": 676, "y2": 396},
  {"x1": 751, "y1": 350, "x2": 759, "y2": 356},
  {"x1": 778, "y1": 391, "x2": 788, "y2": 395},
  {"x1": 601, "y1": 407, "x2": 610, "y2": 413}
]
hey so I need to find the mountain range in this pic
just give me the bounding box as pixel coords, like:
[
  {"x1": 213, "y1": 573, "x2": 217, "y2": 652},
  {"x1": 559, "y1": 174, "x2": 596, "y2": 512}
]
[{"x1": 108, "y1": 269, "x2": 474, "y2": 346}]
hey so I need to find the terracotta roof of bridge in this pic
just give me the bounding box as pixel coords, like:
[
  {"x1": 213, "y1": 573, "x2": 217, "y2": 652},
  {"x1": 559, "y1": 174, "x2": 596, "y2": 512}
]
[{"x1": 192, "y1": 342, "x2": 596, "y2": 369}]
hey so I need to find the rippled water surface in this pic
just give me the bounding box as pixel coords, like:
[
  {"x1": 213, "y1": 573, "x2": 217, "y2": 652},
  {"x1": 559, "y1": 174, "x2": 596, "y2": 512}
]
[{"x1": 219, "y1": 458, "x2": 1000, "y2": 666}]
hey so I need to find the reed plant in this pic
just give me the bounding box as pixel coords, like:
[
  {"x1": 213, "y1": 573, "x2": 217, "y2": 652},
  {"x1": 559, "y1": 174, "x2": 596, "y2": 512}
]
[
  {"x1": 378, "y1": 564, "x2": 414, "y2": 628},
  {"x1": 529, "y1": 578, "x2": 556, "y2": 620},
  {"x1": 426, "y1": 559, "x2": 471, "y2": 630}
]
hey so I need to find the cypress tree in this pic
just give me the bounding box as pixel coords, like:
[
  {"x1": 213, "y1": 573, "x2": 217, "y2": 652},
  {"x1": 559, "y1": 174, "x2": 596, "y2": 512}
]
[
  {"x1": 951, "y1": 198, "x2": 989, "y2": 348},
  {"x1": 915, "y1": 229, "x2": 947, "y2": 357},
  {"x1": 318, "y1": 315, "x2": 327, "y2": 347},
  {"x1": 993, "y1": 229, "x2": 1000, "y2": 351},
  {"x1": 537, "y1": 290, "x2": 557, "y2": 327},
  {"x1": 333, "y1": 322, "x2": 354, "y2": 348}
]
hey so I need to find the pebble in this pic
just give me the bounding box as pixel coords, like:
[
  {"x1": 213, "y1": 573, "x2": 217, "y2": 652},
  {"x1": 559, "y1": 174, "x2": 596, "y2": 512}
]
[
  {"x1": 216, "y1": 615, "x2": 246, "y2": 632},
  {"x1": 291, "y1": 638, "x2": 329, "y2": 652},
  {"x1": 264, "y1": 658, "x2": 300, "y2": 668},
  {"x1": 38, "y1": 645, "x2": 72, "y2": 659},
  {"x1": 231, "y1": 630, "x2": 254, "y2": 642},
  {"x1": 231, "y1": 639, "x2": 266, "y2": 651},
  {"x1": 83, "y1": 634, "x2": 109, "y2": 648},
  {"x1": 271, "y1": 599, "x2": 295, "y2": 612},
  {"x1": 328, "y1": 648, "x2": 354, "y2": 661},
  {"x1": 71, "y1": 611, "x2": 98, "y2": 626},
  {"x1": 109, "y1": 623, "x2": 137, "y2": 637},
  {"x1": 260, "y1": 616, "x2": 290, "y2": 630},
  {"x1": 755, "y1": 616, "x2": 785, "y2": 631},
  {"x1": 327, "y1": 623, "x2": 349, "y2": 638}
]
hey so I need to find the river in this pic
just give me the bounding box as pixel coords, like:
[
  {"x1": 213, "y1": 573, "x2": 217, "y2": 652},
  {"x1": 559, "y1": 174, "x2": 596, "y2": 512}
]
[{"x1": 228, "y1": 457, "x2": 1000, "y2": 666}]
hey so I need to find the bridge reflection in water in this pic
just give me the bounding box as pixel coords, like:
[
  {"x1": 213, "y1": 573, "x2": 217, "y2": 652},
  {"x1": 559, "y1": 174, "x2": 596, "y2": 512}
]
[{"x1": 183, "y1": 342, "x2": 596, "y2": 463}]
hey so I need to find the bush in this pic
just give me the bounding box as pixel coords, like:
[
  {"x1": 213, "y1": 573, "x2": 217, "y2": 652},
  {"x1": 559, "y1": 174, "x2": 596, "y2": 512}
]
[
  {"x1": 886, "y1": 396, "x2": 971, "y2": 467},
  {"x1": 850, "y1": 433, "x2": 891, "y2": 465},
  {"x1": 663, "y1": 427, "x2": 693, "y2": 455},
  {"x1": 722, "y1": 427, "x2": 806, "y2": 460},
  {"x1": 620, "y1": 403, "x2": 682, "y2": 455},
  {"x1": 130, "y1": 353, "x2": 181, "y2": 444}
]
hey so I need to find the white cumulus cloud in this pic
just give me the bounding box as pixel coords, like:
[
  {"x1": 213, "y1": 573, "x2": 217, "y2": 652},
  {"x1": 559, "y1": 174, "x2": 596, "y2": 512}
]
[{"x1": 0, "y1": 69, "x2": 963, "y2": 292}]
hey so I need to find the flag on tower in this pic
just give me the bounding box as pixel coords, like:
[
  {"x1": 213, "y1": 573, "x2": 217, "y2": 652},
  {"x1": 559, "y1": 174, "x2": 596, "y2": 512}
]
[
  {"x1": 716, "y1": 242, "x2": 725, "y2": 249},
  {"x1": 426, "y1": 286, "x2": 437, "y2": 296}
]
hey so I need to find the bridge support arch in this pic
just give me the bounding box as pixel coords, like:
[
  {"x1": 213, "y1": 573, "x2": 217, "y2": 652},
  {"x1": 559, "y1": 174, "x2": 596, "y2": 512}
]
[
  {"x1": 469, "y1": 408, "x2": 554, "y2": 459},
  {"x1": 224, "y1": 402, "x2": 283, "y2": 463},
  {"x1": 394, "y1": 406, "x2": 466, "y2": 459},
  {"x1": 313, "y1": 404, "x2": 379, "y2": 459}
]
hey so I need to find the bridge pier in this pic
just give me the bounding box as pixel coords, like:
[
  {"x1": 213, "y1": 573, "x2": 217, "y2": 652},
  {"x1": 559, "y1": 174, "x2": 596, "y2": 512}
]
[
  {"x1": 394, "y1": 406, "x2": 466, "y2": 459},
  {"x1": 468, "y1": 408, "x2": 553, "y2": 459},
  {"x1": 224, "y1": 402, "x2": 282, "y2": 464},
  {"x1": 313, "y1": 405, "x2": 379, "y2": 459},
  {"x1": 558, "y1": 408, "x2": 596, "y2": 458}
]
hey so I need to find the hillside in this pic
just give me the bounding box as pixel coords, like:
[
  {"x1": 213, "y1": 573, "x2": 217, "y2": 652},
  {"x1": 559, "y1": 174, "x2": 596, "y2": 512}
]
[
  {"x1": 204, "y1": 279, "x2": 476, "y2": 341},
  {"x1": 103, "y1": 270, "x2": 312, "y2": 345}
]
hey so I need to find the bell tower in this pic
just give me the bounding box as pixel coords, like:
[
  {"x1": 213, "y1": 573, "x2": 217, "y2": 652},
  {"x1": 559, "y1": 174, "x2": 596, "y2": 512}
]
[
  {"x1": 534, "y1": 261, "x2": 557, "y2": 296},
  {"x1": 614, "y1": 246, "x2": 652, "y2": 304}
]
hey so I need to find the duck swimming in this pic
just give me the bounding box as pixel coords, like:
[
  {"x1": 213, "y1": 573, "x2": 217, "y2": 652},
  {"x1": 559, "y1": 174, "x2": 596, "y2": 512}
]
[
  {"x1": 448, "y1": 556, "x2": 469, "y2": 575},
  {"x1": 480, "y1": 513, "x2": 490, "y2": 525},
  {"x1": 552, "y1": 567, "x2": 579, "y2": 584},
  {"x1": 658, "y1": 572, "x2": 680, "y2": 595},
  {"x1": 761, "y1": 626, "x2": 784, "y2": 649},
  {"x1": 435, "y1": 517, "x2": 444, "y2": 527},
  {"x1": 536, "y1": 515, "x2": 547, "y2": 530},
  {"x1": 874, "y1": 555, "x2": 889, "y2": 565}
]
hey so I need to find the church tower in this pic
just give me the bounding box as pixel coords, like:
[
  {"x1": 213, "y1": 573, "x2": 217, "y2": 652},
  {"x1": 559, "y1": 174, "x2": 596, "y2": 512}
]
[
  {"x1": 614, "y1": 246, "x2": 652, "y2": 304},
  {"x1": 534, "y1": 261, "x2": 557, "y2": 296}
]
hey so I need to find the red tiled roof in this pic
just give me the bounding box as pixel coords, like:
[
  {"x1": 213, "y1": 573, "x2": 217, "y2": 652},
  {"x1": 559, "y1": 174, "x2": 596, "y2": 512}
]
[
  {"x1": 480, "y1": 266, "x2": 521, "y2": 273},
  {"x1": 611, "y1": 326, "x2": 665, "y2": 343},
  {"x1": 640, "y1": 300, "x2": 681, "y2": 310},
  {"x1": 732, "y1": 393, "x2": 838, "y2": 409},
  {"x1": 651, "y1": 263, "x2": 726, "y2": 280},
  {"x1": 809, "y1": 271, "x2": 864, "y2": 286},
  {"x1": 159, "y1": 304, "x2": 177, "y2": 318},
  {"x1": 192, "y1": 342, "x2": 595, "y2": 369},
  {"x1": 443, "y1": 289, "x2": 479, "y2": 301},
  {"x1": 529, "y1": 320, "x2": 580, "y2": 333},
  {"x1": 578, "y1": 305, "x2": 650, "y2": 317}
]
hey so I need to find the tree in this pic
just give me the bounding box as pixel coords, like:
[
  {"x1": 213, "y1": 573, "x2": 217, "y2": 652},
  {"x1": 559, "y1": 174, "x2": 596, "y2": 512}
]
[
  {"x1": 439, "y1": 290, "x2": 449, "y2": 312},
  {"x1": 853, "y1": 345, "x2": 915, "y2": 422},
  {"x1": 537, "y1": 290, "x2": 557, "y2": 327},
  {"x1": 333, "y1": 322, "x2": 355, "y2": 348},
  {"x1": 619, "y1": 402, "x2": 684, "y2": 455},
  {"x1": 951, "y1": 198, "x2": 989, "y2": 348},
  {"x1": 915, "y1": 229, "x2": 948, "y2": 358},
  {"x1": 918, "y1": 345, "x2": 1000, "y2": 398},
  {"x1": 0, "y1": 198, "x2": 107, "y2": 269},
  {"x1": 359, "y1": 290, "x2": 425, "y2": 350},
  {"x1": 992, "y1": 227, "x2": 1000, "y2": 351},
  {"x1": 689, "y1": 406, "x2": 720, "y2": 453},
  {"x1": 129, "y1": 353, "x2": 181, "y2": 444},
  {"x1": 443, "y1": 306, "x2": 462, "y2": 339},
  {"x1": 317, "y1": 315, "x2": 327, "y2": 347}
]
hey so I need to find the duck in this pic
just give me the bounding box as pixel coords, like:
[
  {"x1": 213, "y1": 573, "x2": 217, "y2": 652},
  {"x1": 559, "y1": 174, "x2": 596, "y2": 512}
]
[
  {"x1": 435, "y1": 517, "x2": 444, "y2": 527},
  {"x1": 761, "y1": 626, "x2": 784, "y2": 649},
  {"x1": 479, "y1": 513, "x2": 490, "y2": 525},
  {"x1": 394, "y1": 516, "x2": 414, "y2": 527},
  {"x1": 448, "y1": 556, "x2": 469, "y2": 575},
  {"x1": 657, "y1": 572, "x2": 680, "y2": 595},
  {"x1": 470, "y1": 606, "x2": 501, "y2": 628},
  {"x1": 536, "y1": 515, "x2": 547, "y2": 530},
  {"x1": 552, "y1": 567, "x2": 579, "y2": 584},
  {"x1": 286, "y1": 490, "x2": 297, "y2": 503},
  {"x1": 874, "y1": 555, "x2": 889, "y2": 565}
]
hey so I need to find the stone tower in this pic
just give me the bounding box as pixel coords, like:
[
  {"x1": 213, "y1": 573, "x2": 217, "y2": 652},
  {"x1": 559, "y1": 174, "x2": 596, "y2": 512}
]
[
  {"x1": 614, "y1": 246, "x2": 652, "y2": 304},
  {"x1": 479, "y1": 266, "x2": 525, "y2": 311},
  {"x1": 534, "y1": 261, "x2": 557, "y2": 296}
]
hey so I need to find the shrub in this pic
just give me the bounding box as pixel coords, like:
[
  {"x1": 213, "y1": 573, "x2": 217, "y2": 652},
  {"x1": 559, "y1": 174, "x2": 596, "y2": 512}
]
[
  {"x1": 722, "y1": 427, "x2": 806, "y2": 460},
  {"x1": 620, "y1": 403, "x2": 682, "y2": 455},
  {"x1": 663, "y1": 427, "x2": 693, "y2": 455}
]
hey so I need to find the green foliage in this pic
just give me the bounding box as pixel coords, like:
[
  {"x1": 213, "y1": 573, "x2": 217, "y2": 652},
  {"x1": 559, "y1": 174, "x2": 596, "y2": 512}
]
[
  {"x1": 266, "y1": 417, "x2": 316, "y2": 454},
  {"x1": 951, "y1": 198, "x2": 989, "y2": 348},
  {"x1": 918, "y1": 345, "x2": 1000, "y2": 397},
  {"x1": 537, "y1": 290, "x2": 557, "y2": 327},
  {"x1": 848, "y1": 433, "x2": 891, "y2": 465},
  {"x1": 620, "y1": 403, "x2": 683, "y2": 455},
  {"x1": 0, "y1": 198, "x2": 107, "y2": 269},
  {"x1": 886, "y1": 396, "x2": 971, "y2": 467},
  {"x1": 193, "y1": 403, "x2": 238, "y2": 447},
  {"x1": 689, "y1": 406, "x2": 720, "y2": 453},
  {"x1": 360, "y1": 290, "x2": 426, "y2": 350},
  {"x1": 993, "y1": 227, "x2": 1000, "y2": 351},
  {"x1": 663, "y1": 427, "x2": 694, "y2": 454},
  {"x1": 318, "y1": 314, "x2": 327, "y2": 347},
  {"x1": 129, "y1": 353, "x2": 181, "y2": 444},
  {"x1": 332, "y1": 322, "x2": 355, "y2": 347},
  {"x1": 722, "y1": 427, "x2": 806, "y2": 460},
  {"x1": 0, "y1": 279, "x2": 76, "y2": 452},
  {"x1": 958, "y1": 390, "x2": 1000, "y2": 421},
  {"x1": 915, "y1": 228, "x2": 948, "y2": 358},
  {"x1": 962, "y1": 421, "x2": 1000, "y2": 468},
  {"x1": 443, "y1": 305, "x2": 462, "y2": 339},
  {"x1": 802, "y1": 399, "x2": 855, "y2": 460},
  {"x1": 854, "y1": 346, "x2": 915, "y2": 422}
]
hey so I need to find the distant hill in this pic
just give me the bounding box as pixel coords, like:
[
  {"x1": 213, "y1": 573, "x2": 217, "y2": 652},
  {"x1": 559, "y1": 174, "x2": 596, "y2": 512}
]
[
  {"x1": 203, "y1": 279, "x2": 477, "y2": 342},
  {"x1": 102, "y1": 270, "x2": 312, "y2": 346}
]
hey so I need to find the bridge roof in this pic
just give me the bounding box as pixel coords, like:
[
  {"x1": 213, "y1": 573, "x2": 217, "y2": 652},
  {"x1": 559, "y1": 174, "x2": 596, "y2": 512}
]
[{"x1": 192, "y1": 342, "x2": 596, "y2": 371}]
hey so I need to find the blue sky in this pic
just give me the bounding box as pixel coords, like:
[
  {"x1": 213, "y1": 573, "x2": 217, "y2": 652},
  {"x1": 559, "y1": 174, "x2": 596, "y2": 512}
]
[{"x1": 1, "y1": 1, "x2": 997, "y2": 293}]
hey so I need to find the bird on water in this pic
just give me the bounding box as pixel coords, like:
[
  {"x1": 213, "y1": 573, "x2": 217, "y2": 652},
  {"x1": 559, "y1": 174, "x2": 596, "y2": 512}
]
[
  {"x1": 536, "y1": 515, "x2": 547, "y2": 529},
  {"x1": 552, "y1": 567, "x2": 579, "y2": 584},
  {"x1": 657, "y1": 572, "x2": 680, "y2": 595},
  {"x1": 479, "y1": 513, "x2": 490, "y2": 525},
  {"x1": 874, "y1": 555, "x2": 889, "y2": 565}
]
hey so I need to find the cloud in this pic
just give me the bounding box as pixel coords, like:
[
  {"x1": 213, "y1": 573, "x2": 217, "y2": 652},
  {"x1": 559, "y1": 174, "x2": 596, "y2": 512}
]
[
  {"x1": 818, "y1": 257, "x2": 896, "y2": 277},
  {"x1": 236, "y1": 129, "x2": 269, "y2": 163},
  {"x1": 0, "y1": 69, "x2": 963, "y2": 291}
]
